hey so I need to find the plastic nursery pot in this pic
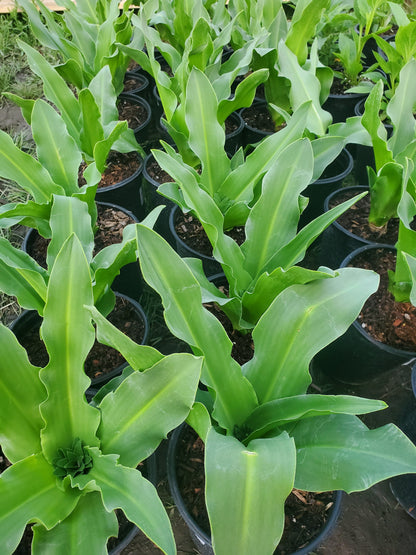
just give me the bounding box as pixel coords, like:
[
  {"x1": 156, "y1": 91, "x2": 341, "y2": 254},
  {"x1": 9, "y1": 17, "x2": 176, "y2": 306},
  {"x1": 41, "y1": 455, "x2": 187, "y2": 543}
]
[
  {"x1": 319, "y1": 185, "x2": 397, "y2": 269},
  {"x1": 322, "y1": 89, "x2": 368, "y2": 124},
  {"x1": 123, "y1": 71, "x2": 150, "y2": 100},
  {"x1": 167, "y1": 425, "x2": 344, "y2": 555},
  {"x1": 9, "y1": 291, "x2": 149, "y2": 395},
  {"x1": 299, "y1": 148, "x2": 354, "y2": 227},
  {"x1": 239, "y1": 100, "x2": 275, "y2": 146},
  {"x1": 94, "y1": 151, "x2": 144, "y2": 220},
  {"x1": 117, "y1": 93, "x2": 156, "y2": 148},
  {"x1": 312, "y1": 244, "x2": 416, "y2": 384},
  {"x1": 169, "y1": 205, "x2": 222, "y2": 276},
  {"x1": 22, "y1": 201, "x2": 144, "y2": 302},
  {"x1": 141, "y1": 152, "x2": 176, "y2": 245}
]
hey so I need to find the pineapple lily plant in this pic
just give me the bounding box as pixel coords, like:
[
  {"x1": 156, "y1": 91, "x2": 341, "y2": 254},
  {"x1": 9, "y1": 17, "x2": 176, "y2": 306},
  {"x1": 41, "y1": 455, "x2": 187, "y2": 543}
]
[{"x1": 0, "y1": 232, "x2": 202, "y2": 554}]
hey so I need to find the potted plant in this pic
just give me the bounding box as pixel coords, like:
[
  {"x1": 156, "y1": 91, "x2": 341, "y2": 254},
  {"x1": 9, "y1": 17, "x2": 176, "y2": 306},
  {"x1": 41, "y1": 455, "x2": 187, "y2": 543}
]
[
  {"x1": 0, "y1": 232, "x2": 202, "y2": 553},
  {"x1": 131, "y1": 221, "x2": 416, "y2": 555}
]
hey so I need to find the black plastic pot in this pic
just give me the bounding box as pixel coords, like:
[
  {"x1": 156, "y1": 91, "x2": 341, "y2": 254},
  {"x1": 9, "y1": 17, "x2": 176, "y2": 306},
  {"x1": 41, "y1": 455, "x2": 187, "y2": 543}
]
[
  {"x1": 9, "y1": 292, "x2": 149, "y2": 394},
  {"x1": 117, "y1": 93, "x2": 156, "y2": 148},
  {"x1": 22, "y1": 201, "x2": 144, "y2": 301},
  {"x1": 319, "y1": 185, "x2": 396, "y2": 269},
  {"x1": 123, "y1": 71, "x2": 150, "y2": 101},
  {"x1": 299, "y1": 148, "x2": 354, "y2": 227},
  {"x1": 167, "y1": 425, "x2": 343, "y2": 555},
  {"x1": 323, "y1": 90, "x2": 368, "y2": 124},
  {"x1": 95, "y1": 153, "x2": 144, "y2": 220},
  {"x1": 169, "y1": 205, "x2": 222, "y2": 276},
  {"x1": 312, "y1": 244, "x2": 416, "y2": 383},
  {"x1": 240, "y1": 100, "x2": 275, "y2": 146}
]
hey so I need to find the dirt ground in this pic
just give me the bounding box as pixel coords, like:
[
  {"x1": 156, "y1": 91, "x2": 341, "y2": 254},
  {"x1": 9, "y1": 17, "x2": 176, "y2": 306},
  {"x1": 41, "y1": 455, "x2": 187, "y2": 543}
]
[{"x1": 1, "y1": 103, "x2": 416, "y2": 555}]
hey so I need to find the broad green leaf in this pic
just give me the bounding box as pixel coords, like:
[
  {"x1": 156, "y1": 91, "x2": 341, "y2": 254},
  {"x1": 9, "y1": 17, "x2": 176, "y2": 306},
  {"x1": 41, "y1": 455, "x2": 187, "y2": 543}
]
[
  {"x1": 292, "y1": 414, "x2": 416, "y2": 492},
  {"x1": 206, "y1": 428, "x2": 296, "y2": 555},
  {"x1": 241, "y1": 266, "x2": 334, "y2": 326},
  {"x1": 40, "y1": 235, "x2": 100, "y2": 464},
  {"x1": 218, "y1": 101, "x2": 311, "y2": 205},
  {"x1": 0, "y1": 200, "x2": 52, "y2": 237},
  {"x1": 47, "y1": 196, "x2": 94, "y2": 270},
  {"x1": 135, "y1": 224, "x2": 258, "y2": 430},
  {"x1": 0, "y1": 131, "x2": 64, "y2": 203},
  {"x1": 186, "y1": 402, "x2": 212, "y2": 443},
  {"x1": 76, "y1": 450, "x2": 176, "y2": 555},
  {"x1": 185, "y1": 68, "x2": 230, "y2": 197},
  {"x1": 327, "y1": 115, "x2": 372, "y2": 147},
  {"x1": 285, "y1": 0, "x2": 330, "y2": 65},
  {"x1": 387, "y1": 59, "x2": 416, "y2": 157},
  {"x1": 0, "y1": 324, "x2": 46, "y2": 462},
  {"x1": 0, "y1": 453, "x2": 80, "y2": 554},
  {"x1": 2, "y1": 92, "x2": 35, "y2": 125},
  {"x1": 0, "y1": 238, "x2": 47, "y2": 313},
  {"x1": 88, "y1": 66, "x2": 119, "y2": 128},
  {"x1": 18, "y1": 40, "x2": 81, "y2": 140},
  {"x1": 32, "y1": 491, "x2": 117, "y2": 555},
  {"x1": 242, "y1": 139, "x2": 313, "y2": 278},
  {"x1": 79, "y1": 89, "x2": 105, "y2": 161},
  {"x1": 310, "y1": 136, "x2": 346, "y2": 181},
  {"x1": 243, "y1": 268, "x2": 379, "y2": 402},
  {"x1": 278, "y1": 41, "x2": 332, "y2": 136},
  {"x1": 31, "y1": 100, "x2": 81, "y2": 195},
  {"x1": 267, "y1": 192, "x2": 369, "y2": 270},
  {"x1": 368, "y1": 162, "x2": 404, "y2": 227},
  {"x1": 361, "y1": 80, "x2": 392, "y2": 170},
  {"x1": 98, "y1": 353, "x2": 202, "y2": 466},
  {"x1": 245, "y1": 395, "x2": 387, "y2": 440}
]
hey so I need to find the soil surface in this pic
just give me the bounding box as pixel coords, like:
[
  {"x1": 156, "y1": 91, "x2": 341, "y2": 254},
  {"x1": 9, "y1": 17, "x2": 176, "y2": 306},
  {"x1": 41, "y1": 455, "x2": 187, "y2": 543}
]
[{"x1": 1, "y1": 98, "x2": 416, "y2": 555}]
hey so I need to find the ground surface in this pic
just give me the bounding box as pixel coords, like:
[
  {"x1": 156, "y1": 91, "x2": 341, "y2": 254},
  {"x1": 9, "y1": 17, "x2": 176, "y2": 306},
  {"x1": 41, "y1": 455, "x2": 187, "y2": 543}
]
[{"x1": 1, "y1": 103, "x2": 416, "y2": 555}]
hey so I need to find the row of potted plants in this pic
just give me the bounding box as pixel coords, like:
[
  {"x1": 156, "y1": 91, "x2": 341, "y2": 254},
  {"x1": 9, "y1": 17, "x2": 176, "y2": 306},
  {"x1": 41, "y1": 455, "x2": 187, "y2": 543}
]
[{"x1": 1, "y1": 0, "x2": 416, "y2": 553}]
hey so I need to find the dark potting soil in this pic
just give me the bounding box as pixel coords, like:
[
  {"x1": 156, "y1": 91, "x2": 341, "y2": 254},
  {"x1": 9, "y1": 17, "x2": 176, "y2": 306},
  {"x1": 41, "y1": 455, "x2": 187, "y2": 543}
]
[
  {"x1": 241, "y1": 103, "x2": 276, "y2": 133},
  {"x1": 118, "y1": 96, "x2": 148, "y2": 130},
  {"x1": 146, "y1": 158, "x2": 173, "y2": 184},
  {"x1": 350, "y1": 247, "x2": 416, "y2": 352},
  {"x1": 175, "y1": 426, "x2": 337, "y2": 555},
  {"x1": 78, "y1": 151, "x2": 142, "y2": 189},
  {"x1": 15, "y1": 295, "x2": 145, "y2": 380},
  {"x1": 224, "y1": 114, "x2": 239, "y2": 135},
  {"x1": 329, "y1": 189, "x2": 400, "y2": 245},
  {"x1": 174, "y1": 211, "x2": 245, "y2": 257},
  {"x1": 123, "y1": 75, "x2": 146, "y2": 93}
]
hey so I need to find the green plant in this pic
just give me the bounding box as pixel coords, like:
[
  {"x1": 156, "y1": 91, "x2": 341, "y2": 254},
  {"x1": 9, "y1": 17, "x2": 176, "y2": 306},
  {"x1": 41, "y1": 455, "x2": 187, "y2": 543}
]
[
  {"x1": 17, "y1": 0, "x2": 134, "y2": 95},
  {"x1": 150, "y1": 69, "x2": 368, "y2": 330},
  {"x1": 0, "y1": 232, "x2": 202, "y2": 554},
  {"x1": 133, "y1": 222, "x2": 416, "y2": 555},
  {"x1": 119, "y1": 6, "x2": 268, "y2": 164},
  {"x1": 361, "y1": 59, "x2": 416, "y2": 302}
]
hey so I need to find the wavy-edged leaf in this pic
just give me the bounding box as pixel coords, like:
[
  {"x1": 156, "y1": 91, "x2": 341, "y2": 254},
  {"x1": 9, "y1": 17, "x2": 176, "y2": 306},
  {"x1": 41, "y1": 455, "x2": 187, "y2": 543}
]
[
  {"x1": 98, "y1": 353, "x2": 202, "y2": 466},
  {"x1": 31, "y1": 100, "x2": 81, "y2": 195},
  {"x1": 217, "y1": 101, "x2": 311, "y2": 206},
  {"x1": 242, "y1": 139, "x2": 313, "y2": 278},
  {"x1": 292, "y1": 414, "x2": 416, "y2": 492},
  {"x1": 241, "y1": 266, "x2": 335, "y2": 326},
  {"x1": 185, "y1": 68, "x2": 230, "y2": 197},
  {"x1": 206, "y1": 428, "x2": 296, "y2": 555},
  {"x1": 245, "y1": 395, "x2": 387, "y2": 440},
  {"x1": 0, "y1": 130, "x2": 63, "y2": 203},
  {"x1": 361, "y1": 80, "x2": 392, "y2": 170},
  {"x1": 31, "y1": 491, "x2": 117, "y2": 555},
  {"x1": 0, "y1": 453, "x2": 80, "y2": 554},
  {"x1": 0, "y1": 237, "x2": 47, "y2": 313},
  {"x1": 76, "y1": 450, "x2": 176, "y2": 555},
  {"x1": 135, "y1": 224, "x2": 258, "y2": 431},
  {"x1": 18, "y1": 40, "x2": 81, "y2": 140},
  {"x1": 0, "y1": 324, "x2": 46, "y2": 462},
  {"x1": 48, "y1": 196, "x2": 94, "y2": 270},
  {"x1": 40, "y1": 234, "x2": 100, "y2": 464},
  {"x1": 243, "y1": 268, "x2": 379, "y2": 402}
]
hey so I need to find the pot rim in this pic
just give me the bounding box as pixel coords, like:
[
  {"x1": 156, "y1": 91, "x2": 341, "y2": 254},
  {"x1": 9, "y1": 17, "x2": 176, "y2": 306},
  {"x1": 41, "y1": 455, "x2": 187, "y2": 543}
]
[
  {"x1": 341, "y1": 243, "x2": 416, "y2": 358},
  {"x1": 167, "y1": 424, "x2": 344, "y2": 555},
  {"x1": 118, "y1": 93, "x2": 152, "y2": 133},
  {"x1": 169, "y1": 205, "x2": 217, "y2": 264},
  {"x1": 313, "y1": 148, "x2": 354, "y2": 185}
]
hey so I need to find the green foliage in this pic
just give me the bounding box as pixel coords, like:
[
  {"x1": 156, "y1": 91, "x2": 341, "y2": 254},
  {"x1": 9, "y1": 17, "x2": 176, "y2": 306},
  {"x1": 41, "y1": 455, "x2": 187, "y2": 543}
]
[
  {"x1": 134, "y1": 223, "x2": 416, "y2": 555},
  {"x1": 0, "y1": 232, "x2": 202, "y2": 554}
]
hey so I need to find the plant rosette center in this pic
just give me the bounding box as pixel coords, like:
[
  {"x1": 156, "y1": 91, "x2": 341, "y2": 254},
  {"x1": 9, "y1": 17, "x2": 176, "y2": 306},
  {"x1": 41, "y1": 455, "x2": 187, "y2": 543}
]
[{"x1": 53, "y1": 438, "x2": 94, "y2": 479}]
